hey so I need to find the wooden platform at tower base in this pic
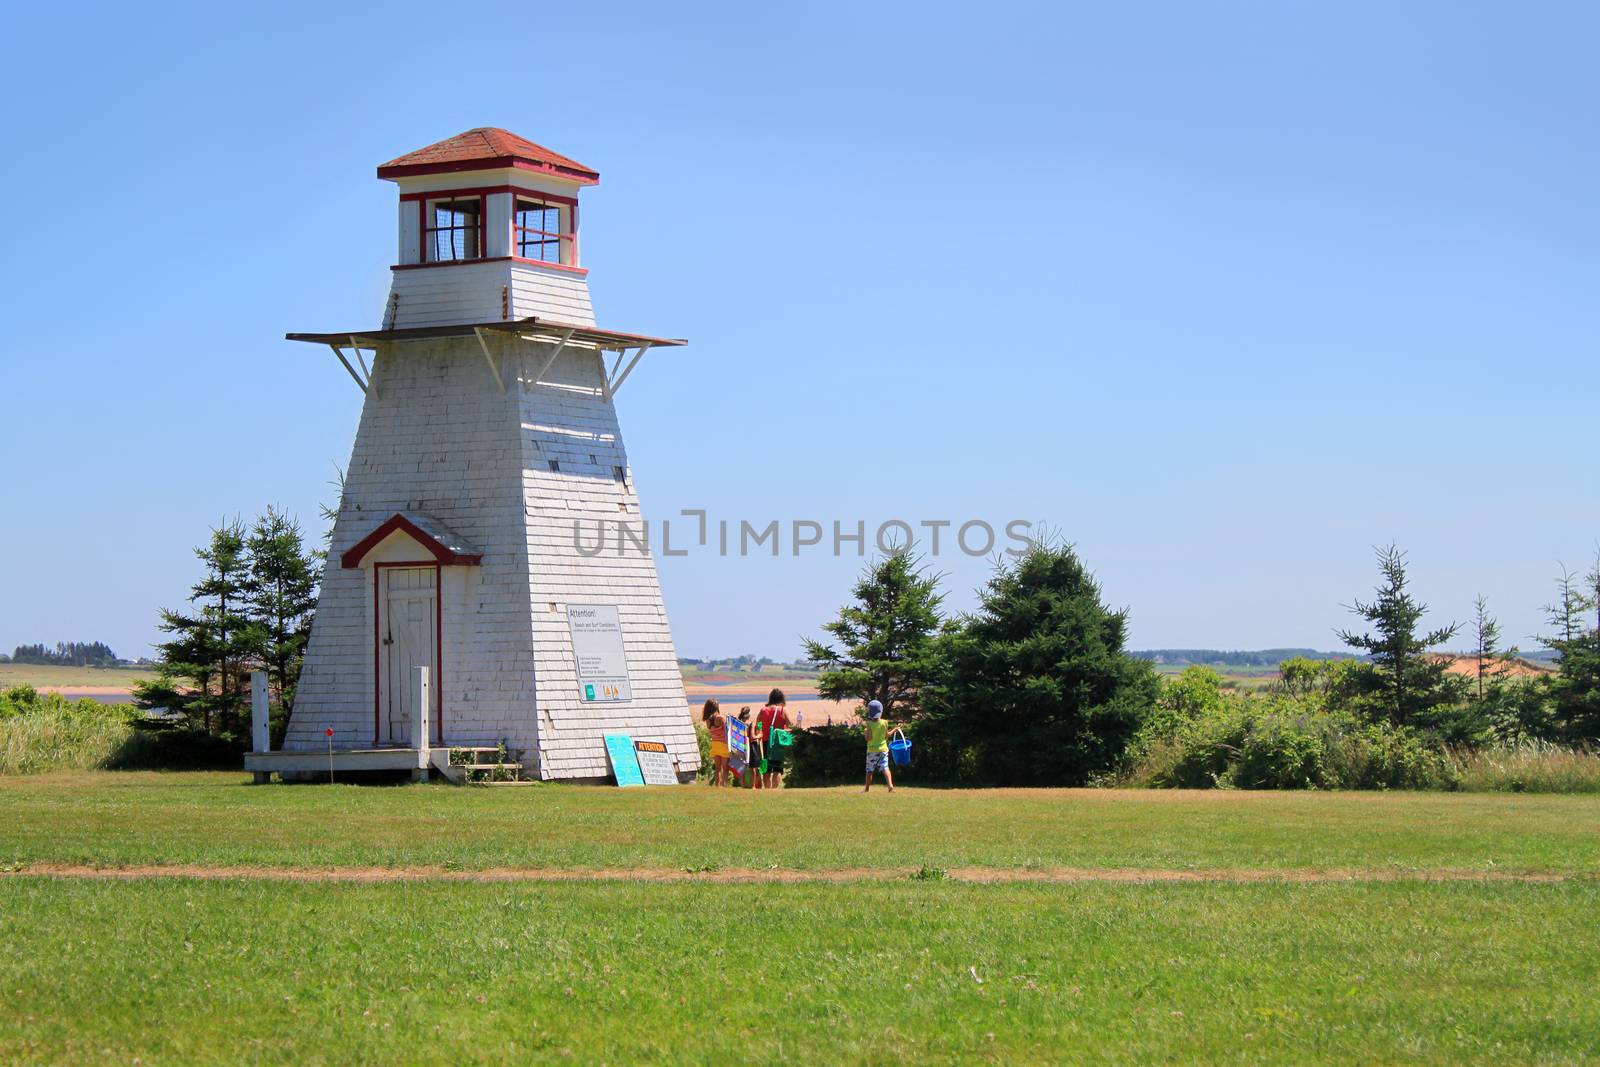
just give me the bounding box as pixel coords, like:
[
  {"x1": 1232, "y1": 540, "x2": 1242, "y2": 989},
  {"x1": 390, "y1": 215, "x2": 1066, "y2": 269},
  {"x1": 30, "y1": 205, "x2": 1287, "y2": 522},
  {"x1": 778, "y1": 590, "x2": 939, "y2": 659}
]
[{"x1": 246, "y1": 747, "x2": 430, "y2": 782}]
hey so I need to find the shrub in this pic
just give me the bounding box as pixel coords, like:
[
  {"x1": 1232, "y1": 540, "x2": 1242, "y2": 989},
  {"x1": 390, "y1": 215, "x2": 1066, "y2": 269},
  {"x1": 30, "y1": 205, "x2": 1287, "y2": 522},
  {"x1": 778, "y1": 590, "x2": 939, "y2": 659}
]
[
  {"x1": 786, "y1": 723, "x2": 870, "y2": 787},
  {"x1": 693, "y1": 720, "x2": 712, "y2": 782},
  {"x1": 1121, "y1": 689, "x2": 1460, "y2": 790}
]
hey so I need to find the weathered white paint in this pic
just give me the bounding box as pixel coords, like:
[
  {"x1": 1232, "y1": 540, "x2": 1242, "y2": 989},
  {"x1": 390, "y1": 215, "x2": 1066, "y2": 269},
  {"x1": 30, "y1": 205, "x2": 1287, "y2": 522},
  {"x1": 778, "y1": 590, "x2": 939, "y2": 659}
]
[
  {"x1": 285, "y1": 336, "x2": 695, "y2": 778},
  {"x1": 485, "y1": 193, "x2": 513, "y2": 259},
  {"x1": 250, "y1": 671, "x2": 269, "y2": 753},
  {"x1": 380, "y1": 566, "x2": 435, "y2": 744},
  {"x1": 414, "y1": 665, "x2": 431, "y2": 763},
  {"x1": 397, "y1": 201, "x2": 421, "y2": 266},
  {"x1": 387, "y1": 259, "x2": 595, "y2": 329},
  {"x1": 284, "y1": 149, "x2": 695, "y2": 781}
]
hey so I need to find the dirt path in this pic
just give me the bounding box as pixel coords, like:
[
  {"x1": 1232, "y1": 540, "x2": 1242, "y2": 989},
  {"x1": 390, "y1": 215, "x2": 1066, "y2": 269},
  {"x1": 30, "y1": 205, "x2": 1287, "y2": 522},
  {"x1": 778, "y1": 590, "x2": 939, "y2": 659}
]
[{"x1": 0, "y1": 863, "x2": 1581, "y2": 885}]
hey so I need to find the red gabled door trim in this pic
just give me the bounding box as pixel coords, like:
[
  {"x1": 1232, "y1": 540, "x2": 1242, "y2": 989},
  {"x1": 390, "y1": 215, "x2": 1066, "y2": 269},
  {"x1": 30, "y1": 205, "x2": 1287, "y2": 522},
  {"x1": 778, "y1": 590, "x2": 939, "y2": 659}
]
[{"x1": 372, "y1": 561, "x2": 445, "y2": 747}]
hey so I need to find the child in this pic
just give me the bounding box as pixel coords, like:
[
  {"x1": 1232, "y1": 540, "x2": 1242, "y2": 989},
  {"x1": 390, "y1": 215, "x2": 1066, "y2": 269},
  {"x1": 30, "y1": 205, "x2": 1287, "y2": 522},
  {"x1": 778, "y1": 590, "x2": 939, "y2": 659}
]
[
  {"x1": 702, "y1": 699, "x2": 728, "y2": 787},
  {"x1": 863, "y1": 700, "x2": 896, "y2": 793},
  {"x1": 736, "y1": 706, "x2": 761, "y2": 789}
]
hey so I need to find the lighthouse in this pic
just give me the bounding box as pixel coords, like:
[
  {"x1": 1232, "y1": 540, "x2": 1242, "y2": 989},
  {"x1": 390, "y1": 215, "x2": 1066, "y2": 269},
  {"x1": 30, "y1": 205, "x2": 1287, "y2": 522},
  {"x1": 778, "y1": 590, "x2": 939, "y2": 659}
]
[{"x1": 253, "y1": 128, "x2": 697, "y2": 783}]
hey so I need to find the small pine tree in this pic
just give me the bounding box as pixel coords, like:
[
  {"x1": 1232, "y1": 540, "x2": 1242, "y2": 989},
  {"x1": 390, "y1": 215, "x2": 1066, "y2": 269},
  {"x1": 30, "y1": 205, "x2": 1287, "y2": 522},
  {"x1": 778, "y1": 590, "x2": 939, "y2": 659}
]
[
  {"x1": 1543, "y1": 553, "x2": 1600, "y2": 742},
  {"x1": 244, "y1": 508, "x2": 319, "y2": 716},
  {"x1": 1543, "y1": 564, "x2": 1588, "y2": 646},
  {"x1": 802, "y1": 551, "x2": 947, "y2": 719},
  {"x1": 134, "y1": 606, "x2": 220, "y2": 732},
  {"x1": 134, "y1": 519, "x2": 253, "y2": 738},
  {"x1": 1334, "y1": 545, "x2": 1463, "y2": 728},
  {"x1": 1469, "y1": 594, "x2": 1507, "y2": 703}
]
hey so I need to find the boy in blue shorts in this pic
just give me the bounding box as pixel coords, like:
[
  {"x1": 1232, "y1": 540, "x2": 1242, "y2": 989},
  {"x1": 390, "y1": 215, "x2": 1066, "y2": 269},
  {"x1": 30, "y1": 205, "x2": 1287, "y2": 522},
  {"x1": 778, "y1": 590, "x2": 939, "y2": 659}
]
[{"x1": 863, "y1": 700, "x2": 896, "y2": 793}]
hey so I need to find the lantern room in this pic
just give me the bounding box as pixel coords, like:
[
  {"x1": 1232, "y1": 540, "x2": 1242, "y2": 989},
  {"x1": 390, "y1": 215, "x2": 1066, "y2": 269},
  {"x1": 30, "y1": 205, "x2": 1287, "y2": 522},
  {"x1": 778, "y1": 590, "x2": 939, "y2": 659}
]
[{"x1": 376, "y1": 128, "x2": 601, "y2": 330}]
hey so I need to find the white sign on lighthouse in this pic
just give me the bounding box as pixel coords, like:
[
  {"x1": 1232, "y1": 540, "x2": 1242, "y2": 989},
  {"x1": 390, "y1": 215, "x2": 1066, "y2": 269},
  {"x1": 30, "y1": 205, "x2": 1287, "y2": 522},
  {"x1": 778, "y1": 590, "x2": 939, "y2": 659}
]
[
  {"x1": 569, "y1": 605, "x2": 632, "y2": 703},
  {"x1": 274, "y1": 128, "x2": 698, "y2": 782}
]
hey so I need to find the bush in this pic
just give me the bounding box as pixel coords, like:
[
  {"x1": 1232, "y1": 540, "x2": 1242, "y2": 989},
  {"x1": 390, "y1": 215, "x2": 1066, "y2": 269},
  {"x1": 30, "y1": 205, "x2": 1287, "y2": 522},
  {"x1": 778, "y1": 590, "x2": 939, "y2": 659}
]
[
  {"x1": 1122, "y1": 689, "x2": 1458, "y2": 790},
  {"x1": 693, "y1": 720, "x2": 712, "y2": 782},
  {"x1": 786, "y1": 723, "x2": 870, "y2": 787}
]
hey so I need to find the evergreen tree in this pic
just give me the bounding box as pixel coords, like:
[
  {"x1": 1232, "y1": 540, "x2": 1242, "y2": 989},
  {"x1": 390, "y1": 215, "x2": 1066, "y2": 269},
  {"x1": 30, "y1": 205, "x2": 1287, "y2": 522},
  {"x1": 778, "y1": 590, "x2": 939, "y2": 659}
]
[
  {"x1": 133, "y1": 520, "x2": 252, "y2": 738},
  {"x1": 1469, "y1": 594, "x2": 1508, "y2": 703},
  {"x1": 1543, "y1": 564, "x2": 1588, "y2": 645},
  {"x1": 918, "y1": 540, "x2": 1160, "y2": 785},
  {"x1": 133, "y1": 606, "x2": 220, "y2": 732},
  {"x1": 1543, "y1": 554, "x2": 1600, "y2": 742},
  {"x1": 244, "y1": 508, "x2": 319, "y2": 715},
  {"x1": 1334, "y1": 545, "x2": 1463, "y2": 728},
  {"x1": 802, "y1": 551, "x2": 947, "y2": 718}
]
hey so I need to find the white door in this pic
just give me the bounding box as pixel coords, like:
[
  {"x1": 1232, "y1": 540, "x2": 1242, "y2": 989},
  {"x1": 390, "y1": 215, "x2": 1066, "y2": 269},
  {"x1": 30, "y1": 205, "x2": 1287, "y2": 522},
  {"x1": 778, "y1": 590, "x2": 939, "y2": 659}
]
[{"x1": 380, "y1": 567, "x2": 436, "y2": 746}]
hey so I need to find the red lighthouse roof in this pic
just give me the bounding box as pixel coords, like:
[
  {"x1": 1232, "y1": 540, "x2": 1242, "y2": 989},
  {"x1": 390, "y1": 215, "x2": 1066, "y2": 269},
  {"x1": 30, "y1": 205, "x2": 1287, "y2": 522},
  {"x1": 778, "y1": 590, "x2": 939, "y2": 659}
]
[{"x1": 377, "y1": 127, "x2": 599, "y2": 184}]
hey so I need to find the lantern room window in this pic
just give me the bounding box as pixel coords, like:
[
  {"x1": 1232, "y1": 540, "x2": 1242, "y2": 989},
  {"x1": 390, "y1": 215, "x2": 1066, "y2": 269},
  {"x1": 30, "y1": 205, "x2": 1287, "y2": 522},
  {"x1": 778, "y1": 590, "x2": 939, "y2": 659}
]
[
  {"x1": 514, "y1": 197, "x2": 567, "y2": 264},
  {"x1": 426, "y1": 197, "x2": 483, "y2": 262}
]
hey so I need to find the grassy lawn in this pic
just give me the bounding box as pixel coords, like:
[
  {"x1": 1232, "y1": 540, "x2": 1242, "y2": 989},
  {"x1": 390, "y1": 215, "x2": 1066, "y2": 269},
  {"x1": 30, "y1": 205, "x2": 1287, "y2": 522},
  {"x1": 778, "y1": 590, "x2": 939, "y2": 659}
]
[
  {"x1": 0, "y1": 663, "x2": 152, "y2": 690},
  {"x1": 1, "y1": 877, "x2": 1595, "y2": 1064},
  {"x1": 3, "y1": 772, "x2": 1599, "y2": 873},
  {"x1": 3, "y1": 773, "x2": 1597, "y2": 1064}
]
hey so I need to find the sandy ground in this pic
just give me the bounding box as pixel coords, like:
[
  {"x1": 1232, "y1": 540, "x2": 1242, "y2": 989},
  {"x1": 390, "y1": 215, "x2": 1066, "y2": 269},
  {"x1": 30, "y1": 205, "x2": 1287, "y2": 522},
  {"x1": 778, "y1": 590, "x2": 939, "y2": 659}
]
[
  {"x1": 35, "y1": 686, "x2": 134, "y2": 696},
  {"x1": 1439, "y1": 655, "x2": 1552, "y2": 678},
  {"x1": 0, "y1": 862, "x2": 1579, "y2": 885}
]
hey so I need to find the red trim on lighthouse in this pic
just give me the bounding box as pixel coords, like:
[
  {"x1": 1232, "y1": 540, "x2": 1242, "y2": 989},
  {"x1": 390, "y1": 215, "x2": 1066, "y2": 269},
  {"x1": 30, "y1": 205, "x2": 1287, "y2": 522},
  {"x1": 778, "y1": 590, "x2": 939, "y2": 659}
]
[
  {"x1": 370, "y1": 561, "x2": 447, "y2": 747},
  {"x1": 341, "y1": 514, "x2": 483, "y2": 568}
]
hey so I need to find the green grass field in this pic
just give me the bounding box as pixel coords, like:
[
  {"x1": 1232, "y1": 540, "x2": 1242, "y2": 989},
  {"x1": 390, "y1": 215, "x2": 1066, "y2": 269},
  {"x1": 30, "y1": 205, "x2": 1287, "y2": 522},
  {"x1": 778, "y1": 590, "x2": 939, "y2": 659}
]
[
  {"x1": 2, "y1": 774, "x2": 1597, "y2": 1064},
  {"x1": 4, "y1": 773, "x2": 1598, "y2": 873}
]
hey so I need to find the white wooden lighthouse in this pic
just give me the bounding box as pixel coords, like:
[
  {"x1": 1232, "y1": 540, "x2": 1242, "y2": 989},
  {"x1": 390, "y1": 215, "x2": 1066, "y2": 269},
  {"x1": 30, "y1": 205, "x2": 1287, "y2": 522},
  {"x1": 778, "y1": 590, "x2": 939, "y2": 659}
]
[{"x1": 250, "y1": 128, "x2": 697, "y2": 783}]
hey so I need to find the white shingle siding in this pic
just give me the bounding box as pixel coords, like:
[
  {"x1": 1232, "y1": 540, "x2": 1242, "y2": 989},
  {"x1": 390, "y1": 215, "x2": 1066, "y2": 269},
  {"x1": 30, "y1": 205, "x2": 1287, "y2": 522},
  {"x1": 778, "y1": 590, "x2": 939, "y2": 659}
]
[
  {"x1": 286, "y1": 304, "x2": 696, "y2": 780},
  {"x1": 387, "y1": 260, "x2": 596, "y2": 329}
]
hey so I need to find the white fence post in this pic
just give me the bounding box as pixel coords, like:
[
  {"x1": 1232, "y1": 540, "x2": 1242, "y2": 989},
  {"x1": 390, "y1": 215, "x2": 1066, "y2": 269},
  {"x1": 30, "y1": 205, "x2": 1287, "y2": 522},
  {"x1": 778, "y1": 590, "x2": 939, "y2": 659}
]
[
  {"x1": 251, "y1": 671, "x2": 269, "y2": 753},
  {"x1": 414, "y1": 665, "x2": 431, "y2": 758}
]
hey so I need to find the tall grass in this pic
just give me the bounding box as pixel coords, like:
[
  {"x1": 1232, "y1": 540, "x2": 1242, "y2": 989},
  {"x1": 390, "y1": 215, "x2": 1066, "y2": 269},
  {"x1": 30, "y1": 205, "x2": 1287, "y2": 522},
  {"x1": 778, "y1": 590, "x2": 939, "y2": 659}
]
[
  {"x1": 1, "y1": 686, "x2": 243, "y2": 774},
  {"x1": 0, "y1": 691, "x2": 139, "y2": 775},
  {"x1": 1448, "y1": 740, "x2": 1600, "y2": 794}
]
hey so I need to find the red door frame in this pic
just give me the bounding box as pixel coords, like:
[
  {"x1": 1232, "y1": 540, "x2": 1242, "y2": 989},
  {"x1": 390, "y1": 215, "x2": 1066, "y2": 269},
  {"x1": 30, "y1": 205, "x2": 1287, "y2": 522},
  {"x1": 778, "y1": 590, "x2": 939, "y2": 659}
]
[{"x1": 371, "y1": 561, "x2": 444, "y2": 746}]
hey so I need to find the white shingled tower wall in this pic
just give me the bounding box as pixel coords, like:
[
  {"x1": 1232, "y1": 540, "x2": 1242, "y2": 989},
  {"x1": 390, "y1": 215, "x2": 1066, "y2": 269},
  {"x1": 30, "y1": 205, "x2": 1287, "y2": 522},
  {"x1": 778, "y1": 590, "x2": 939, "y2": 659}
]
[{"x1": 281, "y1": 129, "x2": 698, "y2": 781}]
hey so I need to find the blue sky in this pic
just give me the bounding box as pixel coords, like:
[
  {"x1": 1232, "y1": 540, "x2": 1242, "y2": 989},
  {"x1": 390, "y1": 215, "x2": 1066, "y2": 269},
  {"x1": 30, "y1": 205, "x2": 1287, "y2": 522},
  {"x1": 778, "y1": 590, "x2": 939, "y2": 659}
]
[{"x1": 2, "y1": 1, "x2": 1596, "y2": 661}]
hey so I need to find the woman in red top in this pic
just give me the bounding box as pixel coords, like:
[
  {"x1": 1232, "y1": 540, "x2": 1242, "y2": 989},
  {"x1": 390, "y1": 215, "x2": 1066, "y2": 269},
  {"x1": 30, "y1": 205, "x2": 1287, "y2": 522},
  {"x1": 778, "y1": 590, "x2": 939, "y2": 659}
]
[{"x1": 756, "y1": 688, "x2": 800, "y2": 789}]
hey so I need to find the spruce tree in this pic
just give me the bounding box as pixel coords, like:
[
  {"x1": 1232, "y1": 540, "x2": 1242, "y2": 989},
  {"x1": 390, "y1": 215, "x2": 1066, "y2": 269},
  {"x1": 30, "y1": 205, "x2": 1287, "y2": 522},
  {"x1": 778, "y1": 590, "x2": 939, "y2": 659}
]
[
  {"x1": 134, "y1": 520, "x2": 252, "y2": 738},
  {"x1": 1543, "y1": 554, "x2": 1600, "y2": 742},
  {"x1": 802, "y1": 551, "x2": 946, "y2": 718},
  {"x1": 244, "y1": 508, "x2": 319, "y2": 715},
  {"x1": 134, "y1": 607, "x2": 220, "y2": 732},
  {"x1": 1335, "y1": 545, "x2": 1462, "y2": 728},
  {"x1": 1469, "y1": 594, "x2": 1507, "y2": 703},
  {"x1": 919, "y1": 540, "x2": 1159, "y2": 785}
]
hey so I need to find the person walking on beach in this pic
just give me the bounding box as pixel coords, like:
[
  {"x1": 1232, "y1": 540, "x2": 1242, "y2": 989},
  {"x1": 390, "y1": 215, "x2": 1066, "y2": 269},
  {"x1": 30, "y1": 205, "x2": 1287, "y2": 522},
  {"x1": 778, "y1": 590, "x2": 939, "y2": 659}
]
[
  {"x1": 702, "y1": 699, "x2": 729, "y2": 787},
  {"x1": 757, "y1": 689, "x2": 796, "y2": 789},
  {"x1": 863, "y1": 700, "x2": 896, "y2": 793}
]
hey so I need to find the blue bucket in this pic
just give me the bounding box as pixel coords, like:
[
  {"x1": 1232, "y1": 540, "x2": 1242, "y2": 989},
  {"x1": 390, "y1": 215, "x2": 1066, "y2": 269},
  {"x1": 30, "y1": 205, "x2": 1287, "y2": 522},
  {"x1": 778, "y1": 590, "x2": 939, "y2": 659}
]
[{"x1": 889, "y1": 730, "x2": 912, "y2": 767}]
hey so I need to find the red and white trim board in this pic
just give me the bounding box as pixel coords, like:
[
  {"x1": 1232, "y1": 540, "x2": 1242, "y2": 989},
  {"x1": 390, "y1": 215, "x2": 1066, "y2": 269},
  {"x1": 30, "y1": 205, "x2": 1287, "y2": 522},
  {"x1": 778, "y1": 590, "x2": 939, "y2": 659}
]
[{"x1": 341, "y1": 513, "x2": 483, "y2": 569}]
